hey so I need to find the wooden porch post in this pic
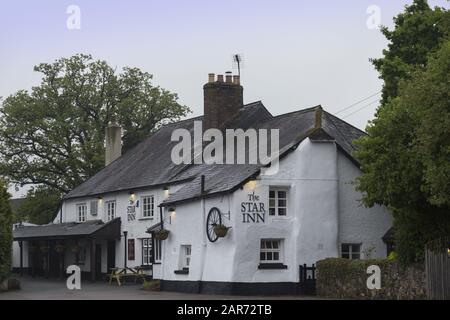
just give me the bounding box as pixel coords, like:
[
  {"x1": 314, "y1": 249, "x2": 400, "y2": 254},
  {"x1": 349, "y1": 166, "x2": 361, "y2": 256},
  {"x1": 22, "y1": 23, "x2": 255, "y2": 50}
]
[{"x1": 90, "y1": 239, "x2": 96, "y2": 282}]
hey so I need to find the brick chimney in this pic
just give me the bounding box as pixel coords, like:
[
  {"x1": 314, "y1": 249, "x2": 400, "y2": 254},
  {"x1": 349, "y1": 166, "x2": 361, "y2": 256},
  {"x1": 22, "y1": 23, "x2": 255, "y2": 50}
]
[
  {"x1": 105, "y1": 121, "x2": 122, "y2": 166},
  {"x1": 203, "y1": 72, "x2": 243, "y2": 130}
]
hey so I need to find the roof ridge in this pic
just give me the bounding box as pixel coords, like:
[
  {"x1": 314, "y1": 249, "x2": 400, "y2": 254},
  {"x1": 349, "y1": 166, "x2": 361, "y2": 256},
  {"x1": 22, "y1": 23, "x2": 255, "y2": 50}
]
[
  {"x1": 323, "y1": 110, "x2": 367, "y2": 135},
  {"x1": 269, "y1": 105, "x2": 321, "y2": 120}
]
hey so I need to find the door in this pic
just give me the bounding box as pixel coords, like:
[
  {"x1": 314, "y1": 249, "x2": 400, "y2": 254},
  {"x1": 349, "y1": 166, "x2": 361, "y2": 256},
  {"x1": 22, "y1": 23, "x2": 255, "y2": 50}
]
[
  {"x1": 95, "y1": 244, "x2": 102, "y2": 280},
  {"x1": 107, "y1": 240, "x2": 116, "y2": 273}
]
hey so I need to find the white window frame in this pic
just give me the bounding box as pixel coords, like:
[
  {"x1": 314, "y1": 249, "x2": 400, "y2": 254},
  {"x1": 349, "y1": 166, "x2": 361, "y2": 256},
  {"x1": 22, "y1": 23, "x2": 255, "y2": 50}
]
[
  {"x1": 154, "y1": 238, "x2": 162, "y2": 263},
  {"x1": 260, "y1": 239, "x2": 283, "y2": 263},
  {"x1": 142, "y1": 238, "x2": 152, "y2": 266},
  {"x1": 105, "y1": 200, "x2": 116, "y2": 221},
  {"x1": 341, "y1": 243, "x2": 361, "y2": 260},
  {"x1": 180, "y1": 245, "x2": 191, "y2": 269},
  {"x1": 76, "y1": 203, "x2": 87, "y2": 222},
  {"x1": 141, "y1": 195, "x2": 154, "y2": 218},
  {"x1": 269, "y1": 188, "x2": 288, "y2": 217}
]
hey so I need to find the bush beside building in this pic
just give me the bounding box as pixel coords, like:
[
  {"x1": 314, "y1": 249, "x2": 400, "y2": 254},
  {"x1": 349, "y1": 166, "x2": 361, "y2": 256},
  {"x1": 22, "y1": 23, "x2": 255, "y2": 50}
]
[
  {"x1": 316, "y1": 258, "x2": 426, "y2": 299},
  {"x1": 0, "y1": 180, "x2": 13, "y2": 286}
]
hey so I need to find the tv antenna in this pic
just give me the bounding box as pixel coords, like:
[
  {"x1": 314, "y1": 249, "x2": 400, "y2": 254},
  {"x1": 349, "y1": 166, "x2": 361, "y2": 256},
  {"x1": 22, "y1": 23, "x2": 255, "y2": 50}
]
[{"x1": 232, "y1": 54, "x2": 244, "y2": 77}]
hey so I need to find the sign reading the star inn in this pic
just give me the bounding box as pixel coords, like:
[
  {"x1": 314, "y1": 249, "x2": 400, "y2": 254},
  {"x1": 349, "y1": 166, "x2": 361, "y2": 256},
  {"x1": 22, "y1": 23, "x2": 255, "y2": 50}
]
[{"x1": 241, "y1": 191, "x2": 266, "y2": 223}]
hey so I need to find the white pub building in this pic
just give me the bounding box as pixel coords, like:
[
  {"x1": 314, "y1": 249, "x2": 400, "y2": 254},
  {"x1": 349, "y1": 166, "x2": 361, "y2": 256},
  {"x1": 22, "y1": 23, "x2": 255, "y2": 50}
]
[{"x1": 13, "y1": 73, "x2": 392, "y2": 294}]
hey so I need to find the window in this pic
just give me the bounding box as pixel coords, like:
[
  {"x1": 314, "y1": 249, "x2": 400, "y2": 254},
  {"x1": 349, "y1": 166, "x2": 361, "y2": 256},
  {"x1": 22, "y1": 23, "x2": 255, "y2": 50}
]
[
  {"x1": 128, "y1": 239, "x2": 135, "y2": 261},
  {"x1": 106, "y1": 201, "x2": 116, "y2": 221},
  {"x1": 181, "y1": 245, "x2": 191, "y2": 269},
  {"x1": 76, "y1": 203, "x2": 87, "y2": 222},
  {"x1": 142, "y1": 196, "x2": 154, "y2": 218},
  {"x1": 77, "y1": 246, "x2": 86, "y2": 264},
  {"x1": 90, "y1": 200, "x2": 98, "y2": 216},
  {"x1": 260, "y1": 239, "x2": 283, "y2": 263},
  {"x1": 153, "y1": 238, "x2": 162, "y2": 263},
  {"x1": 341, "y1": 244, "x2": 361, "y2": 260},
  {"x1": 142, "y1": 238, "x2": 152, "y2": 265},
  {"x1": 269, "y1": 189, "x2": 288, "y2": 216}
]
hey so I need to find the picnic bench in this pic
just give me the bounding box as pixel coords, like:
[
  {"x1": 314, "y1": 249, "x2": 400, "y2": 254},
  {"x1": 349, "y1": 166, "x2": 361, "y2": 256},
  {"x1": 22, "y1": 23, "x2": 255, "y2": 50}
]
[{"x1": 109, "y1": 267, "x2": 146, "y2": 286}]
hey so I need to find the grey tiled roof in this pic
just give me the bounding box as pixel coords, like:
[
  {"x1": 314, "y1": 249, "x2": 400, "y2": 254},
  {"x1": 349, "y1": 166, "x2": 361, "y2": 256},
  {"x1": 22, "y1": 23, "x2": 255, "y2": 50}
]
[
  {"x1": 13, "y1": 218, "x2": 121, "y2": 240},
  {"x1": 64, "y1": 103, "x2": 366, "y2": 206}
]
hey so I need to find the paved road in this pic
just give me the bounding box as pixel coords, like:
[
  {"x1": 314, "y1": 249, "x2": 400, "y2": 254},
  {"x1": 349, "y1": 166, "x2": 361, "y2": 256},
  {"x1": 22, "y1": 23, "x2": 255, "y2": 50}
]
[{"x1": 0, "y1": 276, "x2": 322, "y2": 300}]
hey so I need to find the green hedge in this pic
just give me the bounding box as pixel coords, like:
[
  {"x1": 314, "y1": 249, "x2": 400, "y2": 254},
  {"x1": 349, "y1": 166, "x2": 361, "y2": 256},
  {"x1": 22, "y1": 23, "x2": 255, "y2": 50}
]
[
  {"x1": 316, "y1": 258, "x2": 426, "y2": 299},
  {"x1": 0, "y1": 180, "x2": 13, "y2": 282}
]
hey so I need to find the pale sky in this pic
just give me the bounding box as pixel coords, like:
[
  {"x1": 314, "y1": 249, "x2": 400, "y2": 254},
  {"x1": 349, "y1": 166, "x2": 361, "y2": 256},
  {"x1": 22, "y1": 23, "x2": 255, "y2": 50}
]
[{"x1": 1, "y1": 0, "x2": 448, "y2": 197}]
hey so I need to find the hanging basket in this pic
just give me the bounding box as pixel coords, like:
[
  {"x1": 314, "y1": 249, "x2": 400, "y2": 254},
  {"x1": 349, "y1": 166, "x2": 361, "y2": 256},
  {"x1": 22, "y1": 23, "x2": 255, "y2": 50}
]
[
  {"x1": 29, "y1": 245, "x2": 38, "y2": 253},
  {"x1": 154, "y1": 229, "x2": 170, "y2": 241},
  {"x1": 70, "y1": 245, "x2": 80, "y2": 253},
  {"x1": 40, "y1": 245, "x2": 50, "y2": 253},
  {"x1": 55, "y1": 244, "x2": 65, "y2": 254},
  {"x1": 214, "y1": 225, "x2": 231, "y2": 238}
]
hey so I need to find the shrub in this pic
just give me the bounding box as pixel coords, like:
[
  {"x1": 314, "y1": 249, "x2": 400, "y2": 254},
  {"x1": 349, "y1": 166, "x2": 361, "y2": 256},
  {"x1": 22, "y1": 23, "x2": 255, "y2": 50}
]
[{"x1": 0, "y1": 180, "x2": 13, "y2": 283}]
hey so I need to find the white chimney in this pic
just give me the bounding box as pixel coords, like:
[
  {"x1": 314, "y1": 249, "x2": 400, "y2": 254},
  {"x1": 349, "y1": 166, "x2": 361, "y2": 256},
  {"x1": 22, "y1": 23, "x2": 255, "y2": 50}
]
[{"x1": 105, "y1": 121, "x2": 122, "y2": 166}]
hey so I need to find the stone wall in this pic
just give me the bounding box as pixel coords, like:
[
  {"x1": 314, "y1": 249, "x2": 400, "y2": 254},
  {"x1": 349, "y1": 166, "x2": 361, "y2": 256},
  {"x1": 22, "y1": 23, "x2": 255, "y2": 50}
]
[{"x1": 316, "y1": 258, "x2": 426, "y2": 300}]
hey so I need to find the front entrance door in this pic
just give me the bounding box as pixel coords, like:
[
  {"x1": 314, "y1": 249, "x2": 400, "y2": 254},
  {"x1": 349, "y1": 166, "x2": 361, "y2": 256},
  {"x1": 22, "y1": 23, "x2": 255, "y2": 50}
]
[
  {"x1": 95, "y1": 244, "x2": 102, "y2": 280},
  {"x1": 107, "y1": 241, "x2": 116, "y2": 273}
]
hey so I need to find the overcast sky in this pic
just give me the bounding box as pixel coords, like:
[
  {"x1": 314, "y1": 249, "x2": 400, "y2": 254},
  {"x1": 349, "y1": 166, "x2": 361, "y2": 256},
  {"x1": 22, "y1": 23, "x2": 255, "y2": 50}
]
[{"x1": 1, "y1": 0, "x2": 448, "y2": 197}]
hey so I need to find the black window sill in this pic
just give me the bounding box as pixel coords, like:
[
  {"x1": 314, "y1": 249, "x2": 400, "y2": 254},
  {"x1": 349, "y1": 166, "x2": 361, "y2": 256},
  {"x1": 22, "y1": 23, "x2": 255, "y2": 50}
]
[
  {"x1": 138, "y1": 217, "x2": 154, "y2": 221},
  {"x1": 258, "y1": 263, "x2": 288, "y2": 270},
  {"x1": 174, "y1": 268, "x2": 189, "y2": 275}
]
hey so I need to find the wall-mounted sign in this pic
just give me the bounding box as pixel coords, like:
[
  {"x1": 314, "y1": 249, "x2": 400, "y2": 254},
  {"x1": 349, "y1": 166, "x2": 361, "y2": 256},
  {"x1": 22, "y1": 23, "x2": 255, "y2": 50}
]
[
  {"x1": 127, "y1": 200, "x2": 136, "y2": 221},
  {"x1": 241, "y1": 191, "x2": 266, "y2": 223}
]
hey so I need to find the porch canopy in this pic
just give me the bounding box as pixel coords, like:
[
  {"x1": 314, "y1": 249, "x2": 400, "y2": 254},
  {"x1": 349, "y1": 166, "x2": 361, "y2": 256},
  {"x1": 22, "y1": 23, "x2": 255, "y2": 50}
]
[
  {"x1": 13, "y1": 218, "x2": 121, "y2": 281},
  {"x1": 14, "y1": 218, "x2": 121, "y2": 241}
]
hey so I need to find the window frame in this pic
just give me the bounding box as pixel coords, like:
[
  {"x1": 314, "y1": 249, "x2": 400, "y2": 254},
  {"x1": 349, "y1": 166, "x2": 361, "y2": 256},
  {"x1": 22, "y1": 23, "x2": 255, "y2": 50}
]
[
  {"x1": 76, "y1": 203, "x2": 87, "y2": 222},
  {"x1": 153, "y1": 238, "x2": 162, "y2": 263},
  {"x1": 260, "y1": 239, "x2": 283, "y2": 264},
  {"x1": 141, "y1": 195, "x2": 154, "y2": 219},
  {"x1": 128, "y1": 239, "x2": 135, "y2": 261},
  {"x1": 341, "y1": 243, "x2": 361, "y2": 260},
  {"x1": 180, "y1": 245, "x2": 192, "y2": 269},
  {"x1": 142, "y1": 238, "x2": 152, "y2": 266},
  {"x1": 269, "y1": 188, "x2": 288, "y2": 217},
  {"x1": 105, "y1": 200, "x2": 116, "y2": 221}
]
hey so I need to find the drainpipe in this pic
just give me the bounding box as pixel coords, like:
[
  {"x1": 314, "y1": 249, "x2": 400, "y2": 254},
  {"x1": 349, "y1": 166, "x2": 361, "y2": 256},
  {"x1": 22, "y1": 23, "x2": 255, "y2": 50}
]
[
  {"x1": 123, "y1": 231, "x2": 128, "y2": 268},
  {"x1": 198, "y1": 175, "x2": 207, "y2": 290}
]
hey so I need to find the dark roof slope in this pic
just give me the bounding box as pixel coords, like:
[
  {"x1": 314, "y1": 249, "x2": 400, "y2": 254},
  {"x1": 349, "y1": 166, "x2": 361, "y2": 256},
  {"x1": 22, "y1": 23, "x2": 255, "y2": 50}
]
[
  {"x1": 13, "y1": 218, "x2": 121, "y2": 240},
  {"x1": 64, "y1": 103, "x2": 366, "y2": 205}
]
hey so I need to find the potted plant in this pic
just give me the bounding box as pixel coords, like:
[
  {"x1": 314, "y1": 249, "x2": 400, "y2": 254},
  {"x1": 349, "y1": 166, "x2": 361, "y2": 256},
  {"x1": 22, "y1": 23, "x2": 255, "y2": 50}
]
[
  {"x1": 154, "y1": 229, "x2": 170, "y2": 241},
  {"x1": 55, "y1": 243, "x2": 65, "y2": 254},
  {"x1": 214, "y1": 224, "x2": 231, "y2": 238},
  {"x1": 70, "y1": 244, "x2": 80, "y2": 253},
  {"x1": 39, "y1": 244, "x2": 50, "y2": 253}
]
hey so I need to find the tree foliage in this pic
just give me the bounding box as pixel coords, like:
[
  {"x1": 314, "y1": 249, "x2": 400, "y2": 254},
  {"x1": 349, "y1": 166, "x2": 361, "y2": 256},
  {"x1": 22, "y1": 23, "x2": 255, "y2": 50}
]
[
  {"x1": 0, "y1": 179, "x2": 13, "y2": 282},
  {"x1": 14, "y1": 186, "x2": 62, "y2": 225},
  {"x1": 371, "y1": 0, "x2": 449, "y2": 105},
  {"x1": 0, "y1": 54, "x2": 191, "y2": 194},
  {"x1": 356, "y1": 39, "x2": 450, "y2": 264}
]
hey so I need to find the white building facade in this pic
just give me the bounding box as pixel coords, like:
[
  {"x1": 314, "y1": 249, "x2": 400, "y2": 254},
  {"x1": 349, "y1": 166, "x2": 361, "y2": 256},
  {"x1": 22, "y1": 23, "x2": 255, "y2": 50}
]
[{"x1": 12, "y1": 73, "x2": 392, "y2": 294}]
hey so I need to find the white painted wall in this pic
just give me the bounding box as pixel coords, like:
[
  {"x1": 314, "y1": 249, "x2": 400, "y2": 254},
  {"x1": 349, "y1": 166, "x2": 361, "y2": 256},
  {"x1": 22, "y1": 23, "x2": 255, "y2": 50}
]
[
  {"x1": 158, "y1": 138, "x2": 392, "y2": 284},
  {"x1": 12, "y1": 138, "x2": 392, "y2": 284},
  {"x1": 337, "y1": 152, "x2": 392, "y2": 258}
]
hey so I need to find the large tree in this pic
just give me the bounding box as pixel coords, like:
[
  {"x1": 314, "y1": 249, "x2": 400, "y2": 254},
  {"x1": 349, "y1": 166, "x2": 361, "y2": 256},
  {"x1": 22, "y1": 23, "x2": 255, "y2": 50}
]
[
  {"x1": 0, "y1": 179, "x2": 13, "y2": 283},
  {"x1": 356, "y1": 38, "x2": 450, "y2": 264},
  {"x1": 371, "y1": 0, "x2": 449, "y2": 105},
  {"x1": 0, "y1": 54, "x2": 191, "y2": 195}
]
